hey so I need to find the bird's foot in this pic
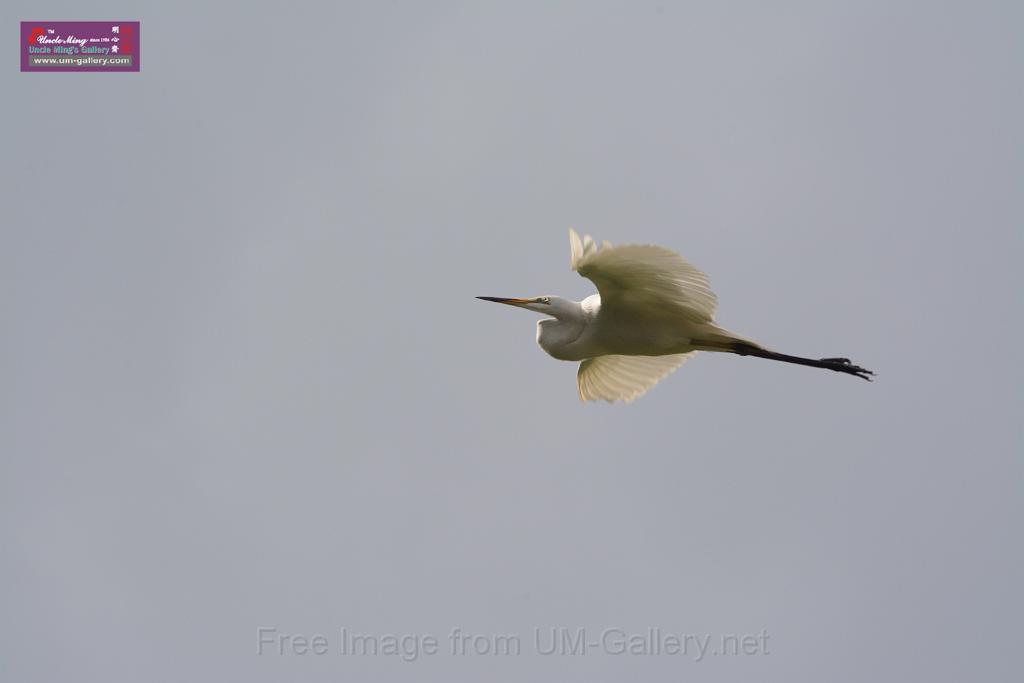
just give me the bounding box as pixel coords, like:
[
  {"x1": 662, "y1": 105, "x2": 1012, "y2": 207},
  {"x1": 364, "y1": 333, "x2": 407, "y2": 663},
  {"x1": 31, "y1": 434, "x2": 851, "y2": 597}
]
[{"x1": 819, "y1": 357, "x2": 874, "y2": 381}]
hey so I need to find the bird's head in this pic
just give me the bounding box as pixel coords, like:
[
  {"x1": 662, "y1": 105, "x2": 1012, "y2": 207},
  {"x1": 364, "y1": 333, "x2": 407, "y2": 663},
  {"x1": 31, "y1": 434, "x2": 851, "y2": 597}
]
[{"x1": 476, "y1": 295, "x2": 576, "y2": 319}]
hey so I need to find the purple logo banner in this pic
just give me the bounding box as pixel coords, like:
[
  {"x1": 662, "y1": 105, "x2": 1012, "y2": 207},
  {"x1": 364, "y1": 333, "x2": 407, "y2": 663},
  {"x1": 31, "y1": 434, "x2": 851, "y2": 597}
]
[{"x1": 21, "y1": 21, "x2": 140, "y2": 72}]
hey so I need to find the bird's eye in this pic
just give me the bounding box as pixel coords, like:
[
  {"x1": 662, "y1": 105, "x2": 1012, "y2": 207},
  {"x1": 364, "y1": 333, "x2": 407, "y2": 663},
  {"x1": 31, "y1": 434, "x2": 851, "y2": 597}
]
[{"x1": 541, "y1": 297, "x2": 551, "y2": 304}]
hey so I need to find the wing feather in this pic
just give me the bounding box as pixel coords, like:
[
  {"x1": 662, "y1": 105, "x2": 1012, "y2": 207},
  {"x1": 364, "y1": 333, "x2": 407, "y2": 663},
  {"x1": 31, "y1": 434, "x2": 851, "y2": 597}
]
[
  {"x1": 569, "y1": 228, "x2": 717, "y2": 322},
  {"x1": 577, "y1": 353, "x2": 695, "y2": 403}
]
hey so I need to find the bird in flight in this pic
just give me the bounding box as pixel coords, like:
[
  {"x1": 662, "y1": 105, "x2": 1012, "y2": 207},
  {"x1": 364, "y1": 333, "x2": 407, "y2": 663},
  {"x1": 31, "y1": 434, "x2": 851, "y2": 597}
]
[{"x1": 478, "y1": 229, "x2": 873, "y2": 403}]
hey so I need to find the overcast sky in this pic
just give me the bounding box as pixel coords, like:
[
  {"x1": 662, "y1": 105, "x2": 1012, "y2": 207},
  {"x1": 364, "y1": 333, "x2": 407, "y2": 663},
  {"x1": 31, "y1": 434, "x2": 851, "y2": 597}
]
[{"x1": 2, "y1": 1, "x2": 1020, "y2": 681}]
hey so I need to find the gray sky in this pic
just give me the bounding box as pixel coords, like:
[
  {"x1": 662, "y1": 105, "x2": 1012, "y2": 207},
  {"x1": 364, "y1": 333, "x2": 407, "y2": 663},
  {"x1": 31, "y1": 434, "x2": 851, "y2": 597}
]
[{"x1": 2, "y1": 1, "x2": 1020, "y2": 681}]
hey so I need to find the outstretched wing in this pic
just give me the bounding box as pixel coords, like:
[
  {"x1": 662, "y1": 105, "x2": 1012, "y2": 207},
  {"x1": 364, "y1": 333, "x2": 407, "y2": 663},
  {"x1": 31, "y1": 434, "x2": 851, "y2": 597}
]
[
  {"x1": 577, "y1": 353, "x2": 695, "y2": 403},
  {"x1": 569, "y1": 229, "x2": 717, "y2": 323}
]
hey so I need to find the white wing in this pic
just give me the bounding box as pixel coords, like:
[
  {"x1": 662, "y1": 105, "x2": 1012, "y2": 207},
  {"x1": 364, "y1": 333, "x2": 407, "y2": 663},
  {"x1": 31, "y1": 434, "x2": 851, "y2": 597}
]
[
  {"x1": 577, "y1": 353, "x2": 695, "y2": 403},
  {"x1": 569, "y1": 229, "x2": 717, "y2": 323}
]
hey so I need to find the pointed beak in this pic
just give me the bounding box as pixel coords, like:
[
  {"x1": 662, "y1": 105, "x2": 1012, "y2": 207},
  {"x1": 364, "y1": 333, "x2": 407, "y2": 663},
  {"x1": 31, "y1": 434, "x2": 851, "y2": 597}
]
[{"x1": 476, "y1": 296, "x2": 531, "y2": 307}]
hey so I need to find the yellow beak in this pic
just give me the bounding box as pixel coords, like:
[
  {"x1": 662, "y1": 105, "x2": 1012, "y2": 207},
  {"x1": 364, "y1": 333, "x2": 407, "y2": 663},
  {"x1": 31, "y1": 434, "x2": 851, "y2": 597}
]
[{"x1": 476, "y1": 296, "x2": 532, "y2": 307}]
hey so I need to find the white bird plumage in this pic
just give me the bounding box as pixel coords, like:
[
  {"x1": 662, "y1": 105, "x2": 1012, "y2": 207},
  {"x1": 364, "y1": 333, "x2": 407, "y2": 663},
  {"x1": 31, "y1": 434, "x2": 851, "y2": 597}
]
[{"x1": 478, "y1": 229, "x2": 872, "y2": 403}]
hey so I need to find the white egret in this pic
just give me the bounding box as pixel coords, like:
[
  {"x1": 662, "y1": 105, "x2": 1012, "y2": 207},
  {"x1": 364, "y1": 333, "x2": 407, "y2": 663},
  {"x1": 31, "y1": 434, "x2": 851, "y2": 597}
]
[{"x1": 478, "y1": 229, "x2": 873, "y2": 403}]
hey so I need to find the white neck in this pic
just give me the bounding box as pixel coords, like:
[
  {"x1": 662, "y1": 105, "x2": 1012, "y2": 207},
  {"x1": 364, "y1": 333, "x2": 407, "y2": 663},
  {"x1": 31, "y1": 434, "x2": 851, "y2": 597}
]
[{"x1": 535, "y1": 299, "x2": 587, "y2": 360}]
